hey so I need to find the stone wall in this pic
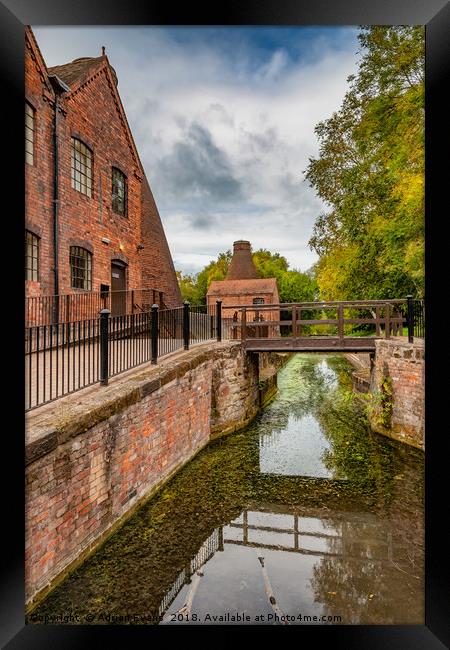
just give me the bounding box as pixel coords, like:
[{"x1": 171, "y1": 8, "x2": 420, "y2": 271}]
[
  {"x1": 344, "y1": 353, "x2": 373, "y2": 394},
  {"x1": 210, "y1": 347, "x2": 260, "y2": 438},
  {"x1": 25, "y1": 341, "x2": 260, "y2": 605},
  {"x1": 369, "y1": 338, "x2": 424, "y2": 449}
]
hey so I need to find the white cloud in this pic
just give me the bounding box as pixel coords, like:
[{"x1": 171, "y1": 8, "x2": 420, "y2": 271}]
[{"x1": 33, "y1": 26, "x2": 359, "y2": 274}]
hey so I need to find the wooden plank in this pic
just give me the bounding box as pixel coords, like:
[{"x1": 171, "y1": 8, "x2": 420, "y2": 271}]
[
  {"x1": 385, "y1": 304, "x2": 390, "y2": 339},
  {"x1": 292, "y1": 305, "x2": 297, "y2": 338},
  {"x1": 243, "y1": 337, "x2": 376, "y2": 352},
  {"x1": 241, "y1": 308, "x2": 247, "y2": 342},
  {"x1": 297, "y1": 319, "x2": 338, "y2": 325},
  {"x1": 223, "y1": 299, "x2": 407, "y2": 310},
  {"x1": 338, "y1": 304, "x2": 344, "y2": 342},
  {"x1": 344, "y1": 318, "x2": 379, "y2": 325}
]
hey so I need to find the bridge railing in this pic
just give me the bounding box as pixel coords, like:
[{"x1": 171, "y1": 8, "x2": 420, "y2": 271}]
[{"x1": 222, "y1": 298, "x2": 423, "y2": 344}]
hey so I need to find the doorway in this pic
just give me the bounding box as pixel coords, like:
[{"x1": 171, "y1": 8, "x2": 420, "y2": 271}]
[{"x1": 111, "y1": 261, "x2": 127, "y2": 315}]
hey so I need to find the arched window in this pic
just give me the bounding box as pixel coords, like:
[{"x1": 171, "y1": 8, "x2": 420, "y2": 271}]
[
  {"x1": 71, "y1": 138, "x2": 93, "y2": 197},
  {"x1": 112, "y1": 167, "x2": 127, "y2": 216},
  {"x1": 25, "y1": 230, "x2": 39, "y2": 281},
  {"x1": 70, "y1": 246, "x2": 92, "y2": 290},
  {"x1": 25, "y1": 102, "x2": 35, "y2": 165}
]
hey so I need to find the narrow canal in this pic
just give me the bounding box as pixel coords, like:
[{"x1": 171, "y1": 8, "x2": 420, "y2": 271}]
[{"x1": 29, "y1": 354, "x2": 424, "y2": 625}]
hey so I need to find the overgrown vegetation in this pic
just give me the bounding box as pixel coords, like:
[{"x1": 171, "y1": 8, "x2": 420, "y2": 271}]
[{"x1": 305, "y1": 26, "x2": 424, "y2": 300}]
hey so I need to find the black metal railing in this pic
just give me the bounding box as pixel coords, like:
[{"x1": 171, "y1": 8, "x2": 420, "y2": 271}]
[
  {"x1": 25, "y1": 296, "x2": 425, "y2": 412},
  {"x1": 158, "y1": 306, "x2": 184, "y2": 358},
  {"x1": 25, "y1": 300, "x2": 224, "y2": 411},
  {"x1": 25, "y1": 318, "x2": 101, "y2": 411},
  {"x1": 407, "y1": 296, "x2": 425, "y2": 341},
  {"x1": 159, "y1": 527, "x2": 221, "y2": 619},
  {"x1": 25, "y1": 287, "x2": 166, "y2": 327}
]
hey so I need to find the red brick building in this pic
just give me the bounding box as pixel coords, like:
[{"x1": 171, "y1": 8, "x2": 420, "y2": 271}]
[
  {"x1": 207, "y1": 241, "x2": 280, "y2": 336},
  {"x1": 25, "y1": 27, "x2": 181, "y2": 323}
]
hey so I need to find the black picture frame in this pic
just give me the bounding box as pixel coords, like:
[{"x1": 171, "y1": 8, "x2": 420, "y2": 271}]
[{"x1": 1, "y1": 0, "x2": 448, "y2": 647}]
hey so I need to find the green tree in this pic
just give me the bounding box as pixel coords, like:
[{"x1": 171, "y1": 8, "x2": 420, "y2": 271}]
[
  {"x1": 177, "y1": 249, "x2": 317, "y2": 304},
  {"x1": 176, "y1": 271, "x2": 197, "y2": 303},
  {"x1": 305, "y1": 26, "x2": 424, "y2": 300}
]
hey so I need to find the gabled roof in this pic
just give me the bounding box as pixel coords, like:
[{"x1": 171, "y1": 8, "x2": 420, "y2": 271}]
[
  {"x1": 47, "y1": 57, "x2": 106, "y2": 88},
  {"x1": 25, "y1": 26, "x2": 54, "y2": 95},
  {"x1": 207, "y1": 278, "x2": 278, "y2": 296},
  {"x1": 48, "y1": 53, "x2": 140, "y2": 173}
]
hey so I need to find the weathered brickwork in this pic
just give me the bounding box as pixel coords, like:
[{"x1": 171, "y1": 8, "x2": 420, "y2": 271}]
[
  {"x1": 25, "y1": 341, "x2": 262, "y2": 604},
  {"x1": 25, "y1": 27, "x2": 181, "y2": 309},
  {"x1": 210, "y1": 346, "x2": 260, "y2": 438},
  {"x1": 25, "y1": 29, "x2": 55, "y2": 296},
  {"x1": 369, "y1": 339, "x2": 424, "y2": 449}
]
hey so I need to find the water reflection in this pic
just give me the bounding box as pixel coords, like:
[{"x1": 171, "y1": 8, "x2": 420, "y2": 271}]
[
  {"x1": 30, "y1": 354, "x2": 424, "y2": 625},
  {"x1": 162, "y1": 504, "x2": 422, "y2": 625}
]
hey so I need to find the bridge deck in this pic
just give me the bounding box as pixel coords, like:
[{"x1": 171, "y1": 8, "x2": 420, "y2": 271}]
[{"x1": 242, "y1": 336, "x2": 376, "y2": 353}]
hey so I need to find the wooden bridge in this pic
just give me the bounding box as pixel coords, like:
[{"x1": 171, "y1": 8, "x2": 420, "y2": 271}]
[{"x1": 225, "y1": 299, "x2": 413, "y2": 353}]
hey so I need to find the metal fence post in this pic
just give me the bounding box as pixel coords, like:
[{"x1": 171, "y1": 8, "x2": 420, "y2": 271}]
[
  {"x1": 406, "y1": 294, "x2": 414, "y2": 343},
  {"x1": 183, "y1": 301, "x2": 190, "y2": 350},
  {"x1": 99, "y1": 308, "x2": 110, "y2": 385},
  {"x1": 216, "y1": 300, "x2": 222, "y2": 342},
  {"x1": 151, "y1": 303, "x2": 159, "y2": 364}
]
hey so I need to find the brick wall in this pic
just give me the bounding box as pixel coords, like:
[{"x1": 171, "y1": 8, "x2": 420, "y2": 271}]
[
  {"x1": 25, "y1": 30, "x2": 56, "y2": 296},
  {"x1": 210, "y1": 346, "x2": 260, "y2": 438},
  {"x1": 54, "y1": 64, "x2": 143, "y2": 295},
  {"x1": 369, "y1": 339, "x2": 424, "y2": 449},
  {"x1": 25, "y1": 28, "x2": 181, "y2": 310},
  {"x1": 25, "y1": 341, "x2": 260, "y2": 604}
]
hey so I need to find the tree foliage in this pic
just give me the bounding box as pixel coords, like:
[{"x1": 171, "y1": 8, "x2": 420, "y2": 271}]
[
  {"x1": 177, "y1": 249, "x2": 317, "y2": 304},
  {"x1": 305, "y1": 26, "x2": 424, "y2": 299}
]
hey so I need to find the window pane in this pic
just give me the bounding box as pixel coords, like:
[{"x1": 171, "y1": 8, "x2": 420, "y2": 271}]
[
  {"x1": 25, "y1": 230, "x2": 39, "y2": 281},
  {"x1": 112, "y1": 168, "x2": 127, "y2": 215},
  {"x1": 70, "y1": 246, "x2": 92, "y2": 290},
  {"x1": 25, "y1": 103, "x2": 34, "y2": 165},
  {"x1": 71, "y1": 138, "x2": 93, "y2": 197}
]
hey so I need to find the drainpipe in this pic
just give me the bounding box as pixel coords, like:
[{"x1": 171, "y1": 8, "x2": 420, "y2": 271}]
[
  {"x1": 48, "y1": 74, "x2": 70, "y2": 323},
  {"x1": 53, "y1": 95, "x2": 60, "y2": 316}
]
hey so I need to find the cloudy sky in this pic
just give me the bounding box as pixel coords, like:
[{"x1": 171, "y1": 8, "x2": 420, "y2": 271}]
[{"x1": 33, "y1": 26, "x2": 360, "y2": 275}]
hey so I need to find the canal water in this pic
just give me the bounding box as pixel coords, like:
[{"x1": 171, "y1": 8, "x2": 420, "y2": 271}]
[{"x1": 29, "y1": 354, "x2": 424, "y2": 625}]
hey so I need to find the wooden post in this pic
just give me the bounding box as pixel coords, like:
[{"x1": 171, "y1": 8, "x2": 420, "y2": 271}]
[
  {"x1": 292, "y1": 305, "x2": 297, "y2": 339},
  {"x1": 241, "y1": 308, "x2": 247, "y2": 342},
  {"x1": 338, "y1": 304, "x2": 344, "y2": 342},
  {"x1": 298, "y1": 308, "x2": 302, "y2": 338},
  {"x1": 375, "y1": 306, "x2": 381, "y2": 336},
  {"x1": 243, "y1": 509, "x2": 248, "y2": 544},
  {"x1": 385, "y1": 303, "x2": 391, "y2": 339}
]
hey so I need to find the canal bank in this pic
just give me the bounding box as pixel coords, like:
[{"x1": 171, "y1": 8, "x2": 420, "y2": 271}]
[
  {"x1": 28, "y1": 353, "x2": 424, "y2": 625},
  {"x1": 344, "y1": 337, "x2": 424, "y2": 450},
  {"x1": 25, "y1": 341, "x2": 288, "y2": 606}
]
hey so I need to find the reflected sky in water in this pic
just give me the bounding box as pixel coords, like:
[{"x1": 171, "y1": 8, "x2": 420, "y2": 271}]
[
  {"x1": 163, "y1": 505, "x2": 422, "y2": 625},
  {"x1": 31, "y1": 354, "x2": 424, "y2": 626}
]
